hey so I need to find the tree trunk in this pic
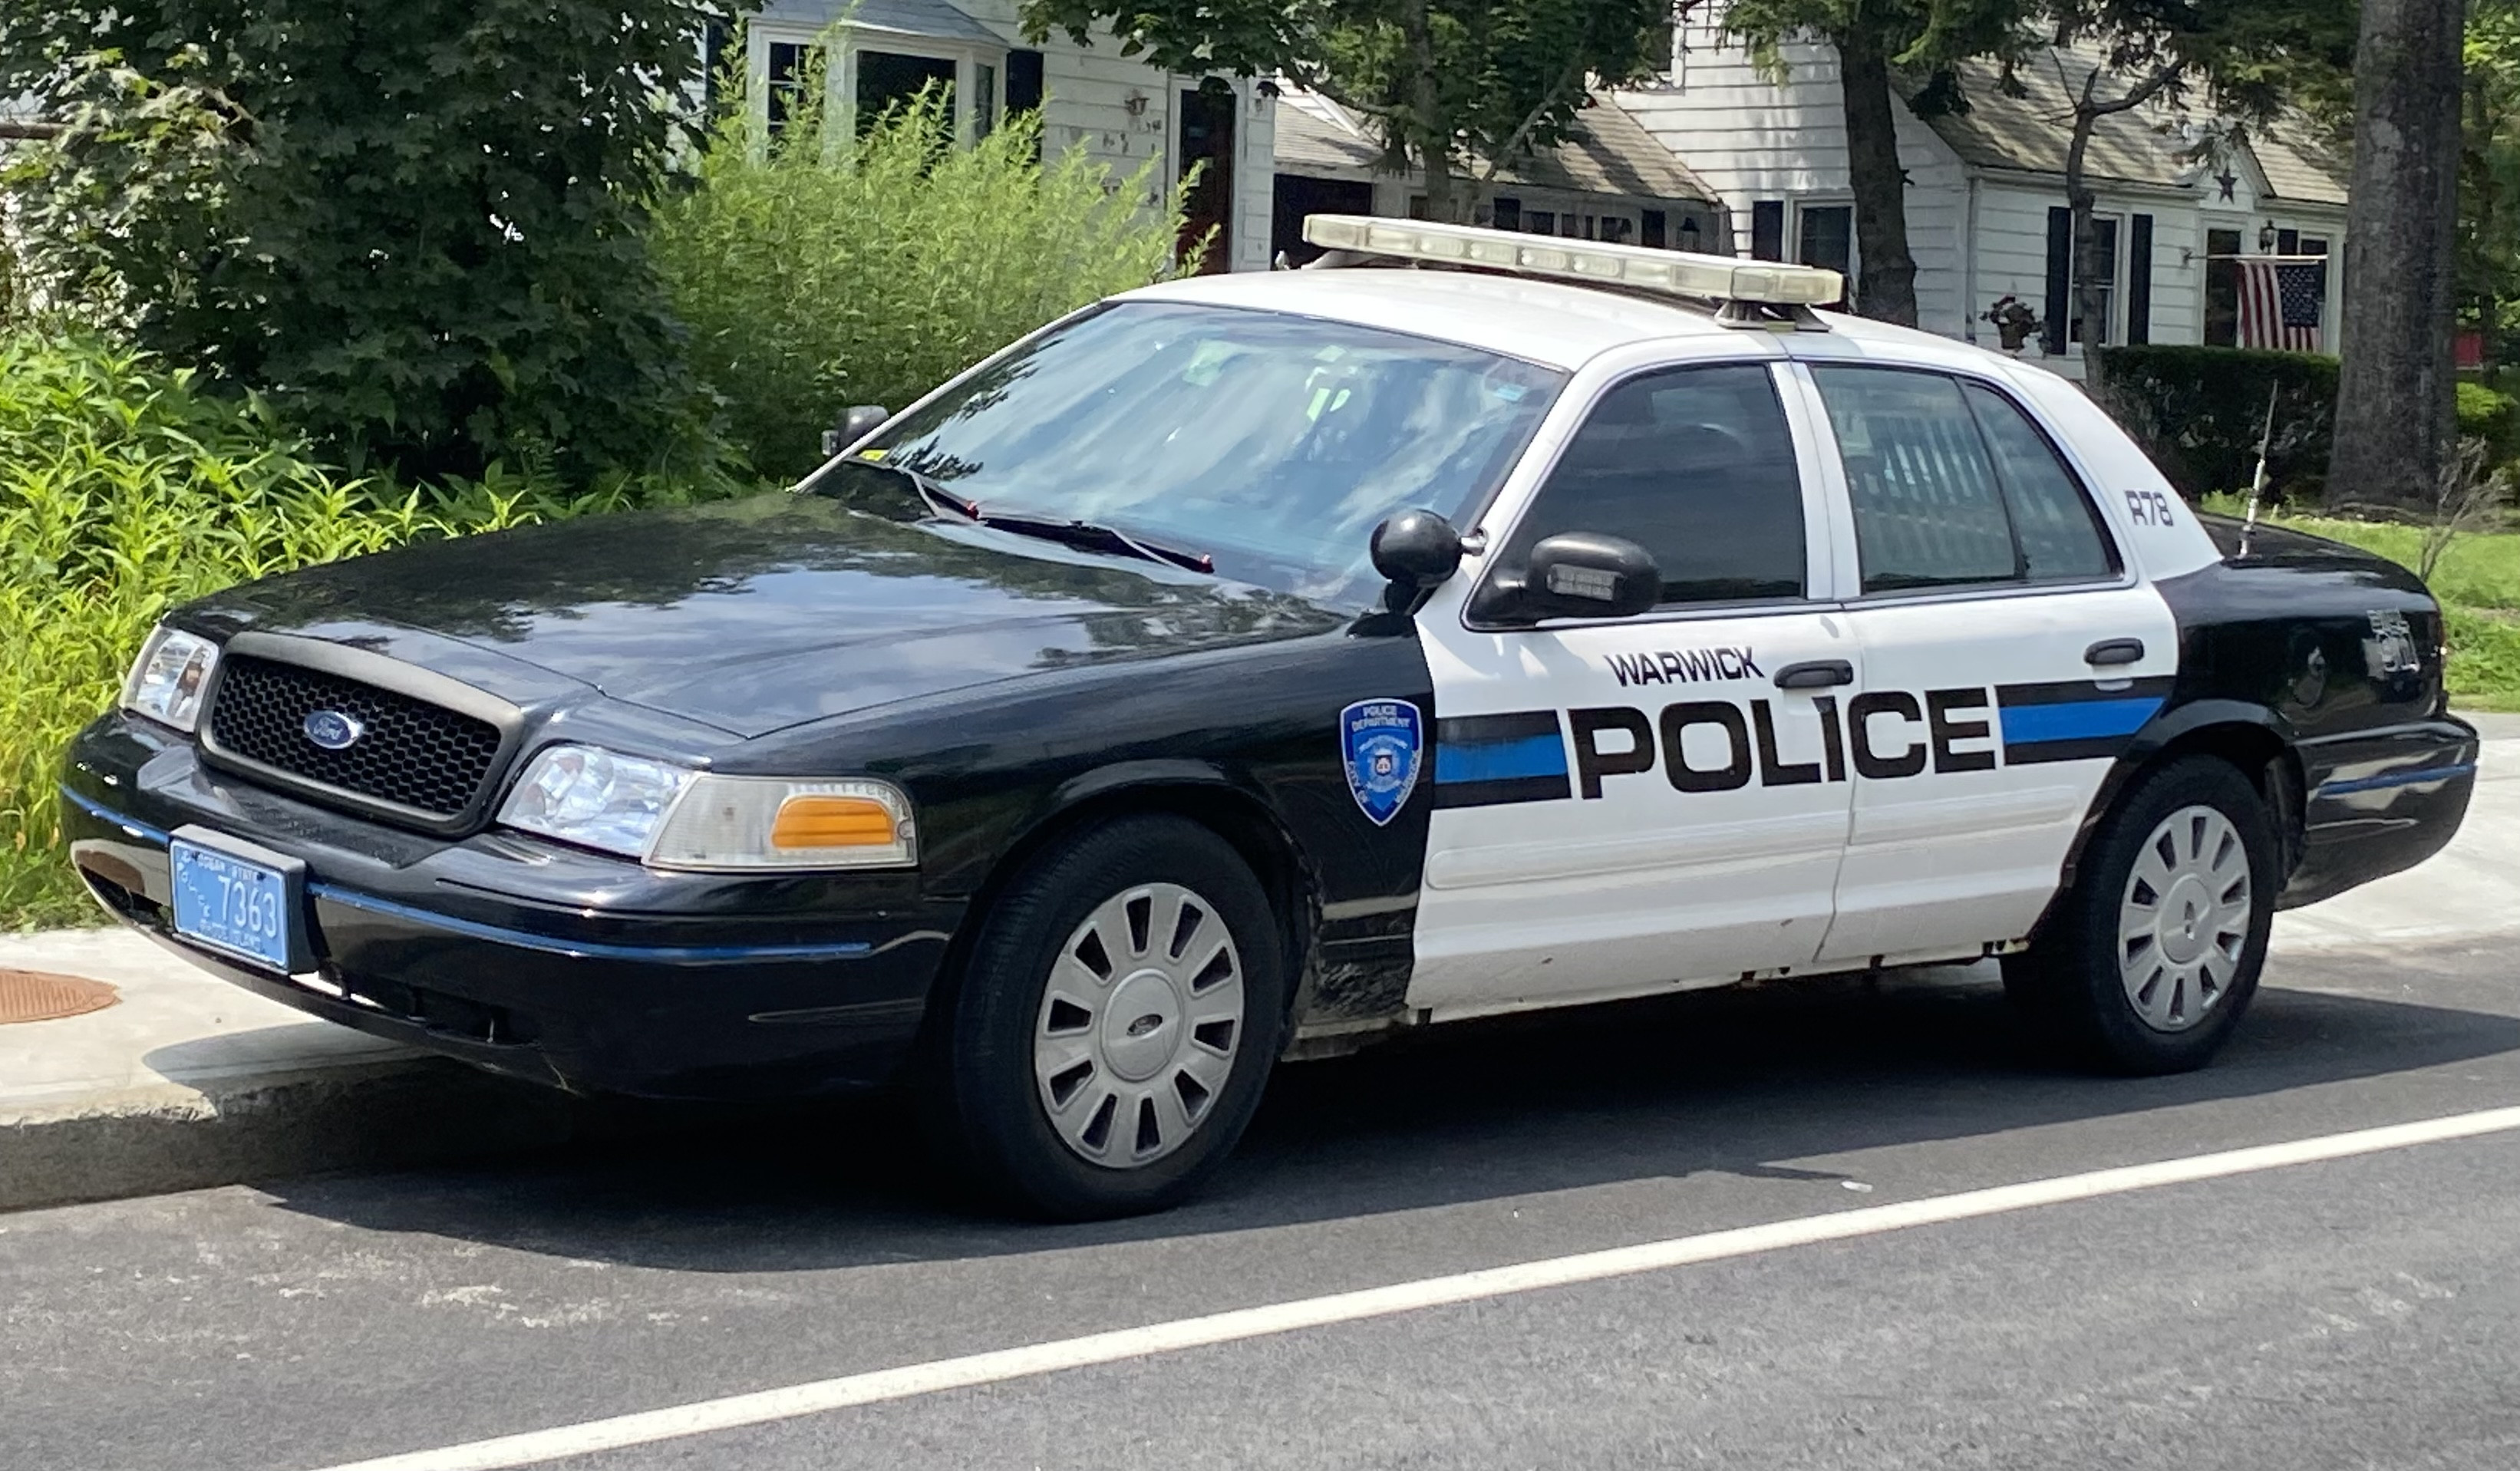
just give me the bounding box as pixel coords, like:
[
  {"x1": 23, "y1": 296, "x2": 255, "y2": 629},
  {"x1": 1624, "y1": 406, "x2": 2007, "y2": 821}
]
[
  {"x1": 2331, "y1": 0, "x2": 2469, "y2": 507},
  {"x1": 1838, "y1": 26, "x2": 1918, "y2": 326},
  {"x1": 2064, "y1": 106, "x2": 2105, "y2": 373},
  {"x1": 1397, "y1": 0, "x2": 1459, "y2": 223}
]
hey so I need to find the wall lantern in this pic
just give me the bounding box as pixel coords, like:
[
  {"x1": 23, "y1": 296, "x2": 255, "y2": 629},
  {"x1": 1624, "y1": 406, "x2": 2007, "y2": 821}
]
[
  {"x1": 2258, "y1": 221, "x2": 2278, "y2": 252},
  {"x1": 1677, "y1": 216, "x2": 1701, "y2": 252}
]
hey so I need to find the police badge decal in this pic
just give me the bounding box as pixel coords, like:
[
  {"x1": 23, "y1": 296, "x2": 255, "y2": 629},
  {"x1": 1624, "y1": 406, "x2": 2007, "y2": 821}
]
[{"x1": 1340, "y1": 699, "x2": 1424, "y2": 826}]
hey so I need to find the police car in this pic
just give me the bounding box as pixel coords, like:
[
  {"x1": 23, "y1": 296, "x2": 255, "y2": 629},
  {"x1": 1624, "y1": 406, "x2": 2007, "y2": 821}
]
[{"x1": 63, "y1": 216, "x2": 2478, "y2": 1218}]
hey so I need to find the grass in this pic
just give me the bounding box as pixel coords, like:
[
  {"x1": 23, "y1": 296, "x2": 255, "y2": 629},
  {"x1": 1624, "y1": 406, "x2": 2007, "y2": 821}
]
[
  {"x1": 0, "y1": 332, "x2": 734, "y2": 929},
  {"x1": 2211, "y1": 499, "x2": 2520, "y2": 712}
]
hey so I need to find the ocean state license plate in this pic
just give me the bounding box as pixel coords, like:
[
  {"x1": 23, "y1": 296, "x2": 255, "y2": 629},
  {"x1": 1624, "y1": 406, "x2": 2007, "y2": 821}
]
[{"x1": 170, "y1": 836, "x2": 298, "y2": 972}]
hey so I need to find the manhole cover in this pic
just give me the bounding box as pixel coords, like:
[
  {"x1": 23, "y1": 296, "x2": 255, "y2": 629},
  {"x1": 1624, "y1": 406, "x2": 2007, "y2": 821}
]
[{"x1": 0, "y1": 968, "x2": 120, "y2": 1024}]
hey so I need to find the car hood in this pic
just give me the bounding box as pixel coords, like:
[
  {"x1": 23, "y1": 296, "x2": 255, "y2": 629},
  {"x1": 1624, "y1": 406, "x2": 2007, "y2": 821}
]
[{"x1": 185, "y1": 494, "x2": 1351, "y2": 737}]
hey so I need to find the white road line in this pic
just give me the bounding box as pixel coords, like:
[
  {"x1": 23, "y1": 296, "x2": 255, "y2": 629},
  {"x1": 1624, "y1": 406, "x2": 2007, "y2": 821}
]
[{"x1": 305, "y1": 1105, "x2": 2520, "y2": 1471}]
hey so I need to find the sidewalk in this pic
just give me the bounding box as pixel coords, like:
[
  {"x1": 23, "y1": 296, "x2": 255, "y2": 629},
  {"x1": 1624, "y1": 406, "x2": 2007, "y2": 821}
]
[
  {"x1": 5, "y1": 722, "x2": 2515, "y2": 1214},
  {"x1": 0, "y1": 929, "x2": 574, "y2": 1213}
]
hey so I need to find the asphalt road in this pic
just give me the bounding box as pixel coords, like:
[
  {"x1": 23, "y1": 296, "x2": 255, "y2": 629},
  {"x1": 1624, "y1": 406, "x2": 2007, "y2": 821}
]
[{"x1": 5, "y1": 933, "x2": 2518, "y2": 1471}]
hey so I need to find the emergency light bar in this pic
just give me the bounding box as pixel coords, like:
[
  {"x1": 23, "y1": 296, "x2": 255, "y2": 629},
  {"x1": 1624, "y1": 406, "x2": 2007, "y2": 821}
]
[{"x1": 1301, "y1": 214, "x2": 1846, "y2": 308}]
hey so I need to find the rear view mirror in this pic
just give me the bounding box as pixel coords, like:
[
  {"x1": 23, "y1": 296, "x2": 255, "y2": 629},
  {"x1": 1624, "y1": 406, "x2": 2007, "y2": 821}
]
[
  {"x1": 821, "y1": 404, "x2": 892, "y2": 458},
  {"x1": 1484, "y1": 533, "x2": 1661, "y2": 622}
]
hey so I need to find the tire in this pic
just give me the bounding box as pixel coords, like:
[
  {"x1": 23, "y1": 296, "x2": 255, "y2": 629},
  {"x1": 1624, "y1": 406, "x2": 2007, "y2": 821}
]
[
  {"x1": 2004, "y1": 756, "x2": 2278, "y2": 1074},
  {"x1": 925, "y1": 814, "x2": 1288, "y2": 1219}
]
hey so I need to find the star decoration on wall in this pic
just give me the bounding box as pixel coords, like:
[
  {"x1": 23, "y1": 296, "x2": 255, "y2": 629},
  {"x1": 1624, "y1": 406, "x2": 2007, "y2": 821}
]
[{"x1": 2216, "y1": 170, "x2": 2238, "y2": 201}]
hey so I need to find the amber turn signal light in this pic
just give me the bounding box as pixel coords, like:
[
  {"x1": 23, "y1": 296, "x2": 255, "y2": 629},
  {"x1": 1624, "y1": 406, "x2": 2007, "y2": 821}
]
[{"x1": 770, "y1": 795, "x2": 900, "y2": 849}]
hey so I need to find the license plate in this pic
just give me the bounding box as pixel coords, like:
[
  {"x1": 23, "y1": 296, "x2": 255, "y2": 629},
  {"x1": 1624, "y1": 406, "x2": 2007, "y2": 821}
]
[{"x1": 170, "y1": 837, "x2": 296, "y2": 972}]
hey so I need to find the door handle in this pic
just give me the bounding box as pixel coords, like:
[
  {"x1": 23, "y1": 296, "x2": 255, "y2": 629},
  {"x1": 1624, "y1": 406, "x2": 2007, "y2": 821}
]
[
  {"x1": 2084, "y1": 638, "x2": 2146, "y2": 668},
  {"x1": 1774, "y1": 659, "x2": 1855, "y2": 691}
]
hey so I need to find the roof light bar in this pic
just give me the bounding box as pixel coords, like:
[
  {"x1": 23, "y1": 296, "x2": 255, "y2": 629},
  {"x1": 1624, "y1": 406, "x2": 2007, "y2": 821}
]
[{"x1": 1301, "y1": 214, "x2": 1845, "y2": 308}]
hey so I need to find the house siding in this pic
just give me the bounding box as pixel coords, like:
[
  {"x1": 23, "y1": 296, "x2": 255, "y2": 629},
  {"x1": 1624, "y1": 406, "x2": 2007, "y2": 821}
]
[{"x1": 1615, "y1": 13, "x2": 1973, "y2": 338}]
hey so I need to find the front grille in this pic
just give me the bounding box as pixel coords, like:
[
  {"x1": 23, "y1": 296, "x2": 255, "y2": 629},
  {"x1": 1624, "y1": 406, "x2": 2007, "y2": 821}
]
[{"x1": 206, "y1": 655, "x2": 503, "y2": 820}]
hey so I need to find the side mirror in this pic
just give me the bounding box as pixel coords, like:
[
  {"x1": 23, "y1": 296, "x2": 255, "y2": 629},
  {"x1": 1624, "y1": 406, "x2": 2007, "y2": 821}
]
[
  {"x1": 821, "y1": 404, "x2": 892, "y2": 458},
  {"x1": 1370, "y1": 510, "x2": 1464, "y2": 590},
  {"x1": 1512, "y1": 533, "x2": 1661, "y2": 621}
]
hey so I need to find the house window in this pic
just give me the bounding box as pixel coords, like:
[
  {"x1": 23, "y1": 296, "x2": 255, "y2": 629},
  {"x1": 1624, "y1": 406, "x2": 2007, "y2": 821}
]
[
  {"x1": 1600, "y1": 217, "x2": 1636, "y2": 245},
  {"x1": 1796, "y1": 203, "x2": 1853, "y2": 277},
  {"x1": 1641, "y1": 209, "x2": 1667, "y2": 248},
  {"x1": 2071, "y1": 216, "x2": 2120, "y2": 346},
  {"x1": 1491, "y1": 196, "x2": 1522, "y2": 230},
  {"x1": 975, "y1": 63, "x2": 997, "y2": 138},
  {"x1": 768, "y1": 41, "x2": 820, "y2": 135},
  {"x1": 1007, "y1": 50, "x2": 1044, "y2": 114},
  {"x1": 857, "y1": 50, "x2": 956, "y2": 134},
  {"x1": 1526, "y1": 209, "x2": 1555, "y2": 236}
]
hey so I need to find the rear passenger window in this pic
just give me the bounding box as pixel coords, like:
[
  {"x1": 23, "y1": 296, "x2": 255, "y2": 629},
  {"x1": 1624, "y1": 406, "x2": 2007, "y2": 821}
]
[
  {"x1": 1499, "y1": 363, "x2": 1807, "y2": 607},
  {"x1": 1961, "y1": 383, "x2": 2119, "y2": 582},
  {"x1": 1812, "y1": 366, "x2": 2116, "y2": 593}
]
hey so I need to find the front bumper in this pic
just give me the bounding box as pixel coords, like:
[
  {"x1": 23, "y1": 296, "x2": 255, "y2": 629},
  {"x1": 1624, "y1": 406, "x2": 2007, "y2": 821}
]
[{"x1": 62, "y1": 714, "x2": 963, "y2": 1099}]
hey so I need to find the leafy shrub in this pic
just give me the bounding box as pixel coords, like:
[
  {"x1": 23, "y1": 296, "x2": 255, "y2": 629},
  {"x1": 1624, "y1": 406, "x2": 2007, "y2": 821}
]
[
  {"x1": 651, "y1": 76, "x2": 1190, "y2": 481},
  {"x1": 2456, "y1": 381, "x2": 2520, "y2": 457},
  {"x1": 0, "y1": 332, "x2": 584, "y2": 925},
  {"x1": 0, "y1": 2, "x2": 731, "y2": 489},
  {"x1": 2095, "y1": 345, "x2": 2340, "y2": 502}
]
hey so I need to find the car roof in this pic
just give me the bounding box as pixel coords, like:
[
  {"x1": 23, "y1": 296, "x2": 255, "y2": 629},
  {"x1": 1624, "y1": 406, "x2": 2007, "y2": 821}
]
[
  {"x1": 1123, "y1": 266, "x2": 2050, "y2": 381},
  {"x1": 1120, "y1": 266, "x2": 1736, "y2": 371}
]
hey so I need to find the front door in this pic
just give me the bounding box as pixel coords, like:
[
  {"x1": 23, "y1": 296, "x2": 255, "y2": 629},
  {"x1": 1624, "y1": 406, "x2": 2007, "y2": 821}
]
[
  {"x1": 1408, "y1": 360, "x2": 1859, "y2": 1020},
  {"x1": 1795, "y1": 362, "x2": 2179, "y2": 967}
]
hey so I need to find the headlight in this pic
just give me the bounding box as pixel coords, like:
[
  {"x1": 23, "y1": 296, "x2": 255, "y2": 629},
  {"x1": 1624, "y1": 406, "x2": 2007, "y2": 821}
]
[
  {"x1": 647, "y1": 775, "x2": 917, "y2": 871},
  {"x1": 496, "y1": 747, "x2": 917, "y2": 871},
  {"x1": 121, "y1": 627, "x2": 220, "y2": 733},
  {"x1": 498, "y1": 745, "x2": 695, "y2": 859}
]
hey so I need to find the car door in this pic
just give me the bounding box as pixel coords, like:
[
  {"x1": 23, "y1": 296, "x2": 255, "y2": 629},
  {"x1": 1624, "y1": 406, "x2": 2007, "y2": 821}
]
[
  {"x1": 1793, "y1": 361, "x2": 2179, "y2": 968},
  {"x1": 1406, "y1": 357, "x2": 1862, "y2": 1021}
]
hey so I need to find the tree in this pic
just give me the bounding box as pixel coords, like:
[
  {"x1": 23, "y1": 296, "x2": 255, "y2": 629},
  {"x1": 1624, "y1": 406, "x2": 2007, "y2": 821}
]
[
  {"x1": 2459, "y1": 0, "x2": 2520, "y2": 362},
  {"x1": 2044, "y1": 0, "x2": 2357, "y2": 375},
  {"x1": 1021, "y1": 0, "x2": 1669, "y2": 226},
  {"x1": 2330, "y1": 0, "x2": 2469, "y2": 510},
  {"x1": 0, "y1": 0, "x2": 744, "y2": 487},
  {"x1": 1720, "y1": 0, "x2": 2028, "y2": 328}
]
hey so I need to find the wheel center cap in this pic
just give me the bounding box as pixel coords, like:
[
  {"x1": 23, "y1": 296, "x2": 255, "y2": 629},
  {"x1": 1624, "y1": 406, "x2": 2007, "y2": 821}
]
[
  {"x1": 1100, "y1": 970, "x2": 1182, "y2": 1083},
  {"x1": 2158, "y1": 874, "x2": 2216, "y2": 965}
]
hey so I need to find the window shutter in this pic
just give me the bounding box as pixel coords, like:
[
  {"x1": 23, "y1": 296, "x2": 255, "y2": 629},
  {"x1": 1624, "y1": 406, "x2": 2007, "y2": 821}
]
[
  {"x1": 2126, "y1": 214, "x2": 2154, "y2": 345},
  {"x1": 2043, "y1": 207, "x2": 2071, "y2": 355},
  {"x1": 1751, "y1": 201, "x2": 1786, "y2": 261}
]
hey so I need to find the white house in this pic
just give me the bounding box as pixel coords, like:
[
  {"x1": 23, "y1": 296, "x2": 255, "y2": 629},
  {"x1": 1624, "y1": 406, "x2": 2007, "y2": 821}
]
[
  {"x1": 1268, "y1": 86, "x2": 1729, "y2": 268},
  {"x1": 1616, "y1": 5, "x2": 2353, "y2": 371},
  {"x1": 737, "y1": 0, "x2": 1280, "y2": 273}
]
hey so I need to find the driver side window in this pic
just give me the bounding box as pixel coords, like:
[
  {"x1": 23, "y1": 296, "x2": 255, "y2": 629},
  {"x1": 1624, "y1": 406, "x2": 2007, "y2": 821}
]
[{"x1": 1496, "y1": 363, "x2": 1808, "y2": 609}]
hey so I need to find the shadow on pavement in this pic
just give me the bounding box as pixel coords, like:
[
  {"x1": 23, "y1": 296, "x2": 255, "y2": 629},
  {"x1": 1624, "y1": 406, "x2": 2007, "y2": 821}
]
[{"x1": 254, "y1": 938, "x2": 2520, "y2": 1271}]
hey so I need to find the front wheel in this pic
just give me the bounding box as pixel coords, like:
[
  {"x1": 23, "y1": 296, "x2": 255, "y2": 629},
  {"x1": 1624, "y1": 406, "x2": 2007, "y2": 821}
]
[
  {"x1": 927, "y1": 814, "x2": 1288, "y2": 1219},
  {"x1": 2004, "y1": 757, "x2": 2278, "y2": 1074}
]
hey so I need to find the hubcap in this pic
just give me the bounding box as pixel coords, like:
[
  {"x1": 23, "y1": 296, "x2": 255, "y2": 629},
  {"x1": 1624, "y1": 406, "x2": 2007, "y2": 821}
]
[
  {"x1": 2118, "y1": 804, "x2": 2254, "y2": 1033},
  {"x1": 1033, "y1": 882, "x2": 1245, "y2": 1169}
]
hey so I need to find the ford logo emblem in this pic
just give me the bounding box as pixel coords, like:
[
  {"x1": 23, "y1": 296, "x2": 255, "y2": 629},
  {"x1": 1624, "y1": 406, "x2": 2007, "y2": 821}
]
[{"x1": 302, "y1": 710, "x2": 365, "y2": 751}]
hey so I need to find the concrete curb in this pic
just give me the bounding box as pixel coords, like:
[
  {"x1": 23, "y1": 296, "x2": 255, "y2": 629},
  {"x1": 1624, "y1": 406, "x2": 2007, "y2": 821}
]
[{"x1": 0, "y1": 1057, "x2": 579, "y2": 1215}]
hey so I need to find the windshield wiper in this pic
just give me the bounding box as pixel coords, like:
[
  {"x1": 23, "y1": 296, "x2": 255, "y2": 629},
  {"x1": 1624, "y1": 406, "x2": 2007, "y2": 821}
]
[
  {"x1": 977, "y1": 512, "x2": 1215, "y2": 575},
  {"x1": 826, "y1": 457, "x2": 1213, "y2": 574}
]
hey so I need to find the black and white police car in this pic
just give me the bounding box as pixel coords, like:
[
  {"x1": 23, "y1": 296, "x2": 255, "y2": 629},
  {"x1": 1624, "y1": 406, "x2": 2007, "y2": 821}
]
[{"x1": 64, "y1": 216, "x2": 2478, "y2": 1218}]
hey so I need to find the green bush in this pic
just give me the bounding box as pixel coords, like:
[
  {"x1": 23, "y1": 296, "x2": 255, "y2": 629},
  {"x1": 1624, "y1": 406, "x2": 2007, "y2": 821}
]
[
  {"x1": 1, "y1": 2, "x2": 732, "y2": 489},
  {"x1": 0, "y1": 332, "x2": 581, "y2": 926},
  {"x1": 651, "y1": 78, "x2": 1190, "y2": 481},
  {"x1": 2095, "y1": 345, "x2": 2339, "y2": 502},
  {"x1": 2456, "y1": 380, "x2": 2520, "y2": 456}
]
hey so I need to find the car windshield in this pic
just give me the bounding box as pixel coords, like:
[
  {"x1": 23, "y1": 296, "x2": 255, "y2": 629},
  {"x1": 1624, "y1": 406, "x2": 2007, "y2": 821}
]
[{"x1": 831, "y1": 301, "x2": 1566, "y2": 603}]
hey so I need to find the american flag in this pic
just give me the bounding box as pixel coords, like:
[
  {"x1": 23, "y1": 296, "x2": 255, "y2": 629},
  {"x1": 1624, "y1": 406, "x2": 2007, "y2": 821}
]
[{"x1": 2237, "y1": 256, "x2": 2327, "y2": 351}]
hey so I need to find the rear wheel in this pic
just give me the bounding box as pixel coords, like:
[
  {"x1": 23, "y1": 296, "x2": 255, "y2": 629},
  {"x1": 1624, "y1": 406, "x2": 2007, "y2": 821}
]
[
  {"x1": 2004, "y1": 757, "x2": 2278, "y2": 1074},
  {"x1": 927, "y1": 814, "x2": 1286, "y2": 1219}
]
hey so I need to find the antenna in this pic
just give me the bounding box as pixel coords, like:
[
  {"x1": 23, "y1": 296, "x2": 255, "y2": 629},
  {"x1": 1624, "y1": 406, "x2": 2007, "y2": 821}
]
[{"x1": 2240, "y1": 383, "x2": 2278, "y2": 554}]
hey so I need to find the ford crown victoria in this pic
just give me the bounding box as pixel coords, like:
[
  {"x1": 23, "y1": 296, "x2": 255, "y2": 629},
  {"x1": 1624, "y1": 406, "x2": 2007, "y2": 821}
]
[{"x1": 62, "y1": 217, "x2": 2477, "y2": 1218}]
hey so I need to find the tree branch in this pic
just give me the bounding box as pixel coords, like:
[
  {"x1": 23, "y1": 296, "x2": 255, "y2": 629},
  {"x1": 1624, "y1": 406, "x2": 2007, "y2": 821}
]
[{"x1": 1475, "y1": 57, "x2": 1586, "y2": 185}]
